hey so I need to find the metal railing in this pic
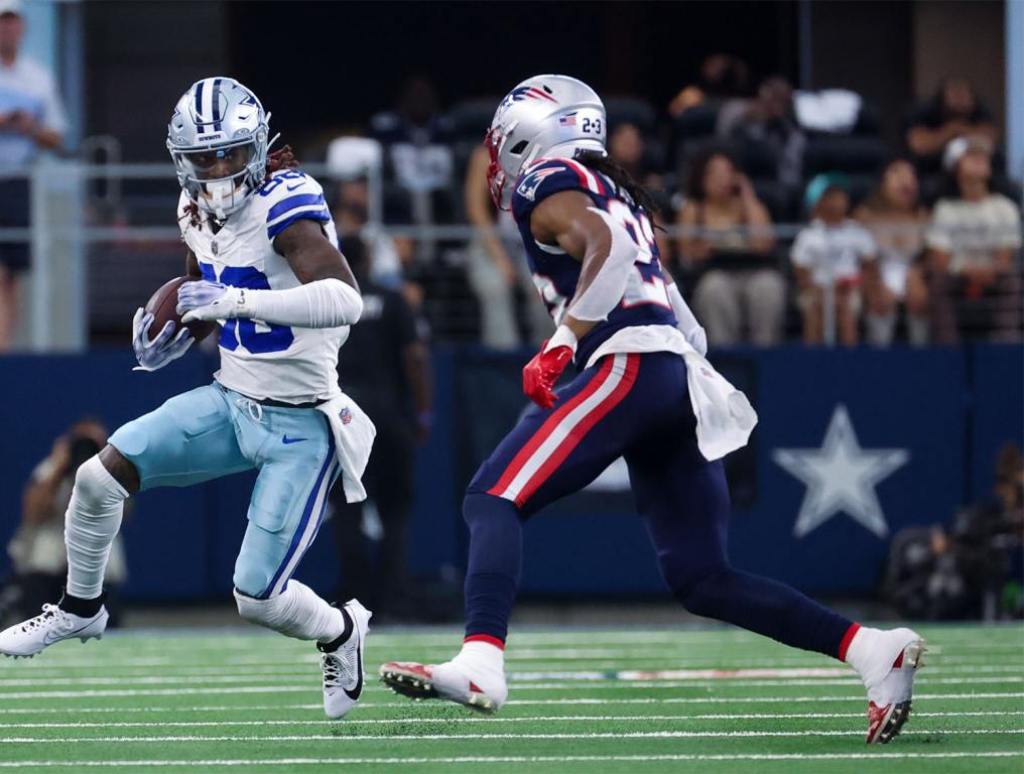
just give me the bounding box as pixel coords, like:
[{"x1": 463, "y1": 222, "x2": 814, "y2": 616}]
[{"x1": 4, "y1": 160, "x2": 1021, "y2": 351}]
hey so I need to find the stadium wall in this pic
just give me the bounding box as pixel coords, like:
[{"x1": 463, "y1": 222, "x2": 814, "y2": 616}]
[{"x1": 0, "y1": 345, "x2": 1019, "y2": 602}]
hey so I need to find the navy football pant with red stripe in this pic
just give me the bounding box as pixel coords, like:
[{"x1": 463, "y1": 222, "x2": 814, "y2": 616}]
[{"x1": 463, "y1": 351, "x2": 854, "y2": 658}]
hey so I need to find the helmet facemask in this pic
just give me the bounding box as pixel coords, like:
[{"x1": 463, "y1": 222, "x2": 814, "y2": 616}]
[
  {"x1": 485, "y1": 124, "x2": 534, "y2": 211},
  {"x1": 171, "y1": 137, "x2": 262, "y2": 220}
]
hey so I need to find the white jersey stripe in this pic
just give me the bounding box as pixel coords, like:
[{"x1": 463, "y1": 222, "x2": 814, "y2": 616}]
[{"x1": 498, "y1": 354, "x2": 628, "y2": 502}]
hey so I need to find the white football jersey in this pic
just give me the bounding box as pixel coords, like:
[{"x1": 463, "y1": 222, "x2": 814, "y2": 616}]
[{"x1": 177, "y1": 169, "x2": 347, "y2": 404}]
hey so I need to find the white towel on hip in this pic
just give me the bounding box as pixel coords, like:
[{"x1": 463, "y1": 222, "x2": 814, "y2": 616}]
[
  {"x1": 316, "y1": 394, "x2": 377, "y2": 503},
  {"x1": 680, "y1": 346, "x2": 758, "y2": 461}
]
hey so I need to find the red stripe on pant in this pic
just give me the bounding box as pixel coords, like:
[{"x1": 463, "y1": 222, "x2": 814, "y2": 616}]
[
  {"x1": 487, "y1": 355, "x2": 617, "y2": 499},
  {"x1": 514, "y1": 354, "x2": 639, "y2": 506}
]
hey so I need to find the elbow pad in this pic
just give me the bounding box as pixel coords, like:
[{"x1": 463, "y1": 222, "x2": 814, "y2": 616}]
[
  {"x1": 241, "y1": 278, "x2": 363, "y2": 329},
  {"x1": 566, "y1": 207, "x2": 638, "y2": 322}
]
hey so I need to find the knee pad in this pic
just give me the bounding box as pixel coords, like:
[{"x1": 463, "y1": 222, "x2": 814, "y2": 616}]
[
  {"x1": 73, "y1": 456, "x2": 129, "y2": 509},
  {"x1": 234, "y1": 587, "x2": 286, "y2": 627}
]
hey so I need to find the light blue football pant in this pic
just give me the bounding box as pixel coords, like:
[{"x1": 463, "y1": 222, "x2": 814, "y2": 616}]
[{"x1": 108, "y1": 382, "x2": 340, "y2": 599}]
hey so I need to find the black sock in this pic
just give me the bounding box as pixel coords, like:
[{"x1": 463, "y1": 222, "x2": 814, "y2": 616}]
[
  {"x1": 58, "y1": 588, "x2": 105, "y2": 618},
  {"x1": 317, "y1": 605, "x2": 353, "y2": 653}
]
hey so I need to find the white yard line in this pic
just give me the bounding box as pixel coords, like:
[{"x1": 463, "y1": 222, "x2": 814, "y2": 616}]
[
  {"x1": 0, "y1": 752, "x2": 1021, "y2": 768},
  {"x1": 0, "y1": 676, "x2": 1019, "y2": 701},
  {"x1": 0, "y1": 691, "x2": 1020, "y2": 714},
  {"x1": 0, "y1": 729, "x2": 1021, "y2": 744},
  {"x1": 0, "y1": 710, "x2": 1020, "y2": 729}
]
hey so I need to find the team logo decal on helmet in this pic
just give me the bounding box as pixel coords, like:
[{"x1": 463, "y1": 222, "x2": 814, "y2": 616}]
[{"x1": 486, "y1": 74, "x2": 606, "y2": 210}]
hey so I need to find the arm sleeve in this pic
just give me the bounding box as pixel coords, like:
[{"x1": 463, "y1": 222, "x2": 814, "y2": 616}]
[
  {"x1": 565, "y1": 207, "x2": 638, "y2": 322},
  {"x1": 790, "y1": 228, "x2": 815, "y2": 268},
  {"x1": 239, "y1": 278, "x2": 363, "y2": 328},
  {"x1": 667, "y1": 282, "x2": 707, "y2": 356}
]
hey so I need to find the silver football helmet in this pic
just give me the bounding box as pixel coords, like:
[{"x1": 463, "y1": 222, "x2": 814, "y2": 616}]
[
  {"x1": 486, "y1": 74, "x2": 606, "y2": 209},
  {"x1": 166, "y1": 77, "x2": 271, "y2": 220}
]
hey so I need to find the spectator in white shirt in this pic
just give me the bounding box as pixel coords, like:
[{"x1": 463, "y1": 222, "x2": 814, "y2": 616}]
[
  {"x1": 925, "y1": 137, "x2": 1022, "y2": 343},
  {"x1": 0, "y1": 0, "x2": 68, "y2": 350},
  {"x1": 791, "y1": 174, "x2": 876, "y2": 346}
]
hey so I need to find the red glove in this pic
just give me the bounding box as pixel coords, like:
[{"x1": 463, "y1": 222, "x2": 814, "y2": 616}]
[{"x1": 522, "y1": 339, "x2": 575, "y2": 409}]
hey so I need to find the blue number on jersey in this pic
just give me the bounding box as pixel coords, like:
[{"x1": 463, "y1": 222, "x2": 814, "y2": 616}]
[
  {"x1": 258, "y1": 169, "x2": 305, "y2": 197},
  {"x1": 198, "y1": 262, "x2": 295, "y2": 354}
]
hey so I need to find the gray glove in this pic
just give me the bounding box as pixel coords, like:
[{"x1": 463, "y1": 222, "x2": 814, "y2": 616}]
[{"x1": 132, "y1": 307, "x2": 194, "y2": 372}]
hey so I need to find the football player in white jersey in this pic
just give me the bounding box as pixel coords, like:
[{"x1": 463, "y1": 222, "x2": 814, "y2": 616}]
[{"x1": 0, "y1": 77, "x2": 374, "y2": 720}]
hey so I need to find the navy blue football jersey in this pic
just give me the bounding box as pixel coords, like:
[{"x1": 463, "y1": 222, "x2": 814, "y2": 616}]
[{"x1": 510, "y1": 157, "x2": 677, "y2": 366}]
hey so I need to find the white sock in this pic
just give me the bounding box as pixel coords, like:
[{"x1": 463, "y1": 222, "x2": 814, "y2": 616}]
[
  {"x1": 234, "y1": 580, "x2": 345, "y2": 643},
  {"x1": 64, "y1": 456, "x2": 128, "y2": 600},
  {"x1": 845, "y1": 626, "x2": 915, "y2": 689},
  {"x1": 453, "y1": 639, "x2": 505, "y2": 678}
]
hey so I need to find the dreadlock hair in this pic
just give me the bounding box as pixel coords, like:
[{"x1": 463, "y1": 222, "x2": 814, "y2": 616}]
[
  {"x1": 576, "y1": 151, "x2": 661, "y2": 217},
  {"x1": 265, "y1": 144, "x2": 299, "y2": 179},
  {"x1": 178, "y1": 144, "x2": 301, "y2": 229}
]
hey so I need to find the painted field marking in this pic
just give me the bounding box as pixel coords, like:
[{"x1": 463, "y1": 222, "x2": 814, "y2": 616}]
[
  {"x1": 0, "y1": 751, "x2": 1021, "y2": 768},
  {"x1": 0, "y1": 691, "x2": 1020, "y2": 715},
  {"x1": 0, "y1": 728, "x2": 1021, "y2": 744},
  {"x1": 0, "y1": 710, "x2": 1020, "y2": 730}
]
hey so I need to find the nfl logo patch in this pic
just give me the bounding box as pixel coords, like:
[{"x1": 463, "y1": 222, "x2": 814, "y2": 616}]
[{"x1": 339, "y1": 407, "x2": 353, "y2": 425}]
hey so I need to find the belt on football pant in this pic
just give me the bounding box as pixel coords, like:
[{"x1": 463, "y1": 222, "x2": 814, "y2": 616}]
[{"x1": 218, "y1": 384, "x2": 326, "y2": 410}]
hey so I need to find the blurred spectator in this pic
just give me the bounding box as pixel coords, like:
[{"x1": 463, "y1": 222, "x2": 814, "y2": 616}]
[
  {"x1": 0, "y1": 0, "x2": 67, "y2": 351},
  {"x1": 608, "y1": 122, "x2": 662, "y2": 189},
  {"x1": 371, "y1": 76, "x2": 454, "y2": 235},
  {"x1": 463, "y1": 143, "x2": 550, "y2": 349},
  {"x1": 925, "y1": 137, "x2": 1022, "y2": 344},
  {"x1": 668, "y1": 53, "x2": 750, "y2": 117},
  {"x1": 329, "y1": 236, "x2": 432, "y2": 619},
  {"x1": 855, "y1": 158, "x2": 930, "y2": 346},
  {"x1": 1, "y1": 419, "x2": 125, "y2": 628},
  {"x1": 718, "y1": 76, "x2": 806, "y2": 189},
  {"x1": 905, "y1": 77, "x2": 997, "y2": 173},
  {"x1": 884, "y1": 443, "x2": 1023, "y2": 620},
  {"x1": 791, "y1": 174, "x2": 876, "y2": 346},
  {"x1": 676, "y1": 148, "x2": 784, "y2": 346}
]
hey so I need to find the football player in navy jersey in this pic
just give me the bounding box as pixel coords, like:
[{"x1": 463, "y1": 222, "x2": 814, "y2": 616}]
[{"x1": 382, "y1": 75, "x2": 924, "y2": 744}]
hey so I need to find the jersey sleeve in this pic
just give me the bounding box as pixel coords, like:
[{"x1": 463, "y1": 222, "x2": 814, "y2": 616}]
[
  {"x1": 257, "y1": 171, "x2": 331, "y2": 241},
  {"x1": 510, "y1": 158, "x2": 604, "y2": 224}
]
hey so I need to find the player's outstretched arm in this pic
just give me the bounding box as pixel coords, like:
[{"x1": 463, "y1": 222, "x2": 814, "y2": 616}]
[
  {"x1": 520, "y1": 190, "x2": 635, "y2": 407},
  {"x1": 177, "y1": 220, "x2": 363, "y2": 329}
]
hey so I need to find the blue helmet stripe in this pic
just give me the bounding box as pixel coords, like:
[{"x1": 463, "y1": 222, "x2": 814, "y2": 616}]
[
  {"x1": 211, "y1": 78, "x2": 222, "y2": 132},
  {"x1": 194, "y1": 80, "x2": 205, "y2": 132}
]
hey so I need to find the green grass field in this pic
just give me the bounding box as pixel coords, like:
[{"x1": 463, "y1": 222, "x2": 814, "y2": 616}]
[{"x1": 0, "y1": 622, "x2": 1021, "y2": 772}]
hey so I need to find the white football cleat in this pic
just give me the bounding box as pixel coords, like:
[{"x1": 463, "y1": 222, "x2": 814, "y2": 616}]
[
  {"x1": 379, "y1": 658, "x2": 508, "y2": 713},
  {"x1": 864, "y1": 628, "x2": 926, "y2": 744},
  {"x1": 319, "y1": 599, "x2": 372, "y2": 720},
  {"x1": 0, "y1": 603, "x2": 108, "y2": 658}
]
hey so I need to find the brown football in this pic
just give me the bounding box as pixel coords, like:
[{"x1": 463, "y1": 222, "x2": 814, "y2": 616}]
[{"x1": 144, "y1": 276, "x2": 217, "y2": 343}]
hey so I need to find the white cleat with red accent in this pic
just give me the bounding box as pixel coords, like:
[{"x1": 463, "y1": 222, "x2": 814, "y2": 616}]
[
  {"x1": 379, "y1": 659, "x2": 508, "y2": 713},
  {"x1": 860, "y1": 628, "x2": 926, "y2": 744}
]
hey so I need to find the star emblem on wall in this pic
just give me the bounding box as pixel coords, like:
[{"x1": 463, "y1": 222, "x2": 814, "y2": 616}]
[{"x1": 772, "y1": 404, "x2": 909, "y2": 539}]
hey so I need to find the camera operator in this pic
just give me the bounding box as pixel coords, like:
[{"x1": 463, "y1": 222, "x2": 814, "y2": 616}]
[{"x1": 2, "y1": 419, "x2": 127, "y2": 626}]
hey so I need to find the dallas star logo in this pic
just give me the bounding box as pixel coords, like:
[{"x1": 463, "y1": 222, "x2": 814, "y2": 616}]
[{"x1": 772, "y1": 405, "x2": 909, "y2": 539}]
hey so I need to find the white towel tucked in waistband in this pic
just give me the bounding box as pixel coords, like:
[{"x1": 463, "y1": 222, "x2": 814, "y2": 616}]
[{"x1": 316, "y1": 394, "x2": 377, "y2": 503}]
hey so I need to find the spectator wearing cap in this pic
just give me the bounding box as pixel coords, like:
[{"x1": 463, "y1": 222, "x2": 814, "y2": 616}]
[
  {"x1": 925, "y1": 137, "x2": 1022, "y2": 344},
  {"x1": 463, "y1": 143, "x2": 550, "y2": 349},
  {"x1": 791, "y1": 174, "x2": 877, "y2": 346},
  {"x1": 854, "y1": 158, "x2": 931, "y2": 346},
  {"x1": 905, "y1": 77, "x2": 998, "y2": 174},
  {"x1": 0, "y1": 0, "x2": 67, "y2": 350},
  {"x1": 675, "y1": 147, "x2": 784, "y2": 346}
]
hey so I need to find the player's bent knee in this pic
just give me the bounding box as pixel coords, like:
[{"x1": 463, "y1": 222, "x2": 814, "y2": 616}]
[
  {"x1": 233, "y1": 587, "x2": 282, "y2": 626},
  {"x1": 73, "y1": 455, "x2": 129, "y2": 509},
  {"x1": 462, "y1": 491, "x2": 518, "y2": 527},
  {"x1": 231, "y1": 566, "x2": 273, "y2": 602},
  {"x1": 668, "y1": 564, "x2": 733, "y2": 617}
]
